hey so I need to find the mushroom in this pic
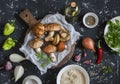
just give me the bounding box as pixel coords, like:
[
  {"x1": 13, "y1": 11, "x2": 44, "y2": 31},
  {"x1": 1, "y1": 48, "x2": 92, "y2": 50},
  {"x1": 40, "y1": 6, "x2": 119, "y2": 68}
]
[
  {"x1": 45, "y1": 31, "x2": 54, "y2": 42},
  {"x1": 42, "y1": 44, "x2": 56, "y2": 53},
  {"x1": 52, "y1": 34, "x2": 60, "y2": 45},
  {"x1": 29, "y1": 38, "x2": 43, "y2": 53},
  {"x1": 32, "y1": 22, "x2": 44, "y2": 38},
  {"x1": 44, "y1": 23, "x2": 61, "y2": 31},
  {"x1": 59, "y1": 29, "x2": 70, "y2": 41},
  {"x1": 42, "y1": 44, "x2": 57, "y2": 62},
  {"x1": 57, "y1": 41, "x2": 67, "y2": 52},
  {"x1": 49, "y1": 53, "x2": 56, "y2": 62}
]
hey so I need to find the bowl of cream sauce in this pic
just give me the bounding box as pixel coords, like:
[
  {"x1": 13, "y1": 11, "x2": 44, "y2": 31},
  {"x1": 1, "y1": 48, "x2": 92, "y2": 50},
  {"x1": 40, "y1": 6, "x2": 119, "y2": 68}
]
[{"x1": 57, "y1": 64, "x2": 90, "y2": 84}]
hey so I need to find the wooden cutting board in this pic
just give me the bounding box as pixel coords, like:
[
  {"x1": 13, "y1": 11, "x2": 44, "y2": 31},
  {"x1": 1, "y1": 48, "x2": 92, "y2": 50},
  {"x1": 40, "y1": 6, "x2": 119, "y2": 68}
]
[{"x1": 19, "y1": 9, "x2": 75, "y2": 68}]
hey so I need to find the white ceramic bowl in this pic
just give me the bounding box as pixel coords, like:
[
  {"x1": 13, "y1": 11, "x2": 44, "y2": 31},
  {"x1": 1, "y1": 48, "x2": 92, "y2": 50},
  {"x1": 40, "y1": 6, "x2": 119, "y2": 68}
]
[
  {"x1": 22, "y1": 75, "x2": 42, "y2": 84},
  {"x1": 83, "y1": 12, "x2": 99, "y2": 28},
  {"x1": 57, "y1": 64, "x2": 90, "y2": 84},
  {"x1": 104, "y1": 16, "x2": 120, "y2": 52}
]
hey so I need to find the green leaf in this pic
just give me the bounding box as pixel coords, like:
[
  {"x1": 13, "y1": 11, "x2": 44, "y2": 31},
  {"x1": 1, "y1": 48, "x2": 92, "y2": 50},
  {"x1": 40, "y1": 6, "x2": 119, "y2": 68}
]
[{"x1": 101, "y1": 66, "x2": 112, "y2": 74}]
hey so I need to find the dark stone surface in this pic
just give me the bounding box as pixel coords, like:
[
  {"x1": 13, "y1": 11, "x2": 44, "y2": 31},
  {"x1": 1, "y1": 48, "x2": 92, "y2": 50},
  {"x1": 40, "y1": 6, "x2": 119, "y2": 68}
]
[{"x1": 0, "y1": 0, "x2": 120, "y2": 84}]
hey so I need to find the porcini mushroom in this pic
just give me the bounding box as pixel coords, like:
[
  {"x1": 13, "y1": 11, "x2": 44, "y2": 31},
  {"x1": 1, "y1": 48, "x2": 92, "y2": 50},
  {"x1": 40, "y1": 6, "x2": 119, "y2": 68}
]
[
  {"x1": 42, "y1": 44, "x2": 56, "y2": 53},
  {"x1": 52, "y1": 34, "x2": 60, "y2": 45},
  {"x1": 29, "y1": 38, "x2": 43, "y2": 53},
  {"x1": 32, "y1": 22, "x2": 44, "y2": 38},
  {"x1": 57, "y1": 41, "x2": 67, "y2": 52},
  {"x1": 42, "y1": 44, "x2": 57, "y2": 62},
  {"x1": 59, "y1": 29, "x2": 70, "y2": 41},
  {"x1": 44, "y1": 23, "x2": 61, "y2": 31},
  {"x1": 45, "y1": 31, "x2": 54, "y2": 42}
]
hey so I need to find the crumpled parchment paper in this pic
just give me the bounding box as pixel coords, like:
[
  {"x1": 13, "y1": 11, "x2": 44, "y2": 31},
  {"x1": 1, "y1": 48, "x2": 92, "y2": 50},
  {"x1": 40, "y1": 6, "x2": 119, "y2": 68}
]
[{"x1": 19, "y1": 13, "x2": 80, "y2": 75}]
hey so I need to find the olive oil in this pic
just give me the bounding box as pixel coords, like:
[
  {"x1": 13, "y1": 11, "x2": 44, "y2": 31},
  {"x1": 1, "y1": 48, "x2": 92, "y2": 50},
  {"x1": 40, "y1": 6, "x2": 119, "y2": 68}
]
[{"x1": 64, "y1": 1, "x2": 80, "y2": 22}]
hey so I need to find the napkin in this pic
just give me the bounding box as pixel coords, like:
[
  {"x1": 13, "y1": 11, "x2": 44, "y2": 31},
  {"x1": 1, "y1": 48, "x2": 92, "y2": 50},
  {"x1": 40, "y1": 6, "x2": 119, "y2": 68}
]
[{"x1": 19, "y1": 13, "x2": 80, "y2": 74}]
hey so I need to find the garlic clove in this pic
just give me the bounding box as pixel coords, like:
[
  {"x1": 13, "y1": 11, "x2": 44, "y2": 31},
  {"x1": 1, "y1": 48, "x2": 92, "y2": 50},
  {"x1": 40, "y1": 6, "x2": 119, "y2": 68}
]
[
  {"x1": 74, "y1": 54, "x2": 81, "y2": 62},
  {"x1": 83, "y1": 60, "x2": 91, "y2": 64},
  {"x1": 14, "y1": 65, "x2": 24, "y2": 82},
  {"x1": 4, "y1": 61, "x2": 12, "y2": 71},
  {"x1": 9, "y1": 53, "x2": 26, "y2": 63}
]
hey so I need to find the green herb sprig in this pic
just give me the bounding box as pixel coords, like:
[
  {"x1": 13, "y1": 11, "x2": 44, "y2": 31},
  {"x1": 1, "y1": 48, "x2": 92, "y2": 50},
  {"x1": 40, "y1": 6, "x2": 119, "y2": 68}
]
[
  {"x1": 35, "y1": 52, "x2": 51, "y2": 68},
  {"x1": 101, "y1": 66, "x2": 112, "y2": 74}
]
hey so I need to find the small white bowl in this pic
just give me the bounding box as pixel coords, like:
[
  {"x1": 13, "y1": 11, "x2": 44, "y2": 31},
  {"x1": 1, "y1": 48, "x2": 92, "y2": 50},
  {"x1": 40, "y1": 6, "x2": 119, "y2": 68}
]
[
  {"x1": 22, "y1": 75, "x2": 42, "y2": 84},
  {"x1": 83, "y1": 12, "x2": 99, "y2": 28},
  {"x1": 57, "y1": 64, "x2": 90, "y2": 84}
]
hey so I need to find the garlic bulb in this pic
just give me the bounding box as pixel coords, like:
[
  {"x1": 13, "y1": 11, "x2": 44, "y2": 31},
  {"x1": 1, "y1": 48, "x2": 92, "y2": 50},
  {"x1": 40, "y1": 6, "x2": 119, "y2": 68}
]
[
  {"x1": 9, "y1": 53, "x2": 26, "y2": 63},
  {"x1": 14, "y1": 65, "x2": 24, "y2": 82}
]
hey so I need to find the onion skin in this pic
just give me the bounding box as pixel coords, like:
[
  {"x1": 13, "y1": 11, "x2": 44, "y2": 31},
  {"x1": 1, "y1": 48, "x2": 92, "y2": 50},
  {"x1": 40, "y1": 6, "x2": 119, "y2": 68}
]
[{"x1": 82, "y1": 37, "x2": 96, "y2": 52}]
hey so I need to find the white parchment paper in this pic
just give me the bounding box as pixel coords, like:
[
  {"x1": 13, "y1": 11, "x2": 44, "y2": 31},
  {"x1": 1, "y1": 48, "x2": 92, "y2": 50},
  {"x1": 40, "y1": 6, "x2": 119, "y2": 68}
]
[{"x1": 19, "y1": 14, "x2": 80, "y2": 74}]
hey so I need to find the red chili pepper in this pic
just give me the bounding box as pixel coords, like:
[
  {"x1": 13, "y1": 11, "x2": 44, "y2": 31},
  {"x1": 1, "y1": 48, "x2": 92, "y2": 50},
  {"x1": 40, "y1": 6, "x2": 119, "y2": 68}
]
[{"x1": 96, "y1": 40, "x2": 102, "y2": 64}]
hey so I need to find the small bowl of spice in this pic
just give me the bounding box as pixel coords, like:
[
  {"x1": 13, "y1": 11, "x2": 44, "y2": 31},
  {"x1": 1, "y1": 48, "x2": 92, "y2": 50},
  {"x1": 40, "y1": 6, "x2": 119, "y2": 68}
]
[{"x1": 83, "y1": 12, "x2": 99, "y2": 28}]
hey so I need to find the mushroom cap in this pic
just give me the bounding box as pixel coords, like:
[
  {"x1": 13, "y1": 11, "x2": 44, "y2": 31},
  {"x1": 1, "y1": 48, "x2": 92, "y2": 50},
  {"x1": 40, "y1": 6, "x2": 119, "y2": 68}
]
[
  {"x1": 59, "y1": 29, "x2": 70, "y2": 41},
  {"x1": 32, "y1": 22, "x2": 44, "y2": 37},
  {"x1": 29, "y1": 38, "x2": 43, "y2": 49},
  {"x1": 44, "y1": 23, "x2": 61, "y2": 31},
  {"x1": 42, "y1": 44, "x2": 57, "y2": 53},
  {"x1": 57, "y1": 41, "x2": 65, "y2": 52}
]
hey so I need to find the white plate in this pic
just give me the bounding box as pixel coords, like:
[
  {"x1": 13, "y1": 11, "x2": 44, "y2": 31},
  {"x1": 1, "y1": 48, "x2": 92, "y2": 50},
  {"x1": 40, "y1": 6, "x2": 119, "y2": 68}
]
[
  {"x1": 104, "y1": 16, "x2": 120, "y2": 52},
  {"x1": 57, "y1": 64, "x2": 90, "y2": 84}
]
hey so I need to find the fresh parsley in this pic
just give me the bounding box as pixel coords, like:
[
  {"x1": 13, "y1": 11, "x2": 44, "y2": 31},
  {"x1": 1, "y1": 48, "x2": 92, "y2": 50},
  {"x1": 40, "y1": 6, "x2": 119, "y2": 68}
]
[
  {"x1": 35, "y1": 51, "x2": 51, "y2": 68},
  {"x1": 101, "y1": 66, "x2": 112, "y2": 74},
  {"x1": 104, "y1": 19, "x2": 120, "y2": 53}
]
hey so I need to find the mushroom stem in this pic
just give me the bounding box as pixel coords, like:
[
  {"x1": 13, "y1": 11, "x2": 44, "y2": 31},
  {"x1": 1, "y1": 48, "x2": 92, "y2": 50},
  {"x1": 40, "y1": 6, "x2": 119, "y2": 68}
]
[
  {"x1": 65, "y1": 45, "x2": 67, "y2": 49},
  {"x1": 35, "y1": 48, "x2": 41, "y2": 53},
  {"x1": 49, "y1": 53, "x2": 56, "y2": 62},
  {"x1": 45, "y1": 31, "x2": 54, "y2": 42}
]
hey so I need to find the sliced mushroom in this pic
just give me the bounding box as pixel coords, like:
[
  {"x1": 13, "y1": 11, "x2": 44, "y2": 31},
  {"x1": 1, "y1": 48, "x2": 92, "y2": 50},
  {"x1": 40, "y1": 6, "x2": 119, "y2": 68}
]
[
  {"x1": 45, "y1": 31, "x2": 54, "y2": 42},
  {"x1": 32, "y1": 22, "x2": 44, "y2": 37},
  {"x1": 52, "y1": 34, "x2": 60, "y2": 45},
  {"x1": 44, "y1": 23, "x2": 61, "y2": 31},
  {"x1": 29, "y1": 38, "x2": 43, "y2": 49},
  {"x1": 59, "y1": 29, "x2": 70, "y2": 41}
]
